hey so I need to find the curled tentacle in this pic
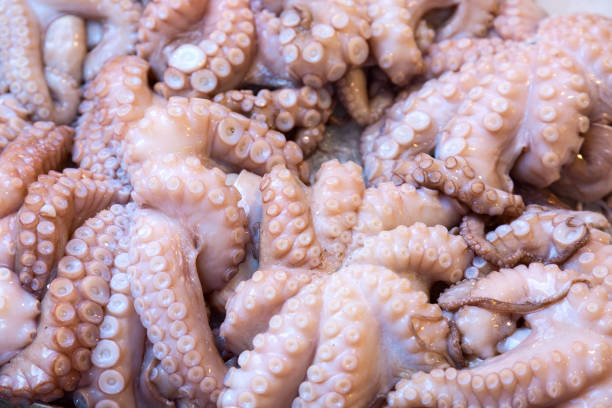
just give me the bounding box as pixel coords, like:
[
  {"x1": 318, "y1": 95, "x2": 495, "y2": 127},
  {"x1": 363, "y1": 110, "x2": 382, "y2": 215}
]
[
  {"x1": 336, "y1": 68, "x2": 393, "y2": 127},
  {"x1": 131, "y1": 155, "x2": 249, "y2": 292},
  {"x1": 0, "y1": 122, "x2": 73, "y2": 218},
  {"x1": 434, "y1": 0, "x2": 497, "y2": 41},
  {"x1": 0, "y1": 204, "x2": 135, "y2": 403},
  {"x1": 460, "y1": 205, "x2": 610, "y2": 268},
  {"x1": 213, "y1": 86, "x2": 333, "y2": 155},
  {"x1": 127, "y1": 209, "x2": 227, "y2": 407},
  {"x1": 402, "y1": 153, "x2": 525, "y2": 217},
  {"x1": 138, "y1": 0, "x2": 256, "y2": 97},
  {"x1": 15, "y1": 169, "x2": 117, "y2": 294}
]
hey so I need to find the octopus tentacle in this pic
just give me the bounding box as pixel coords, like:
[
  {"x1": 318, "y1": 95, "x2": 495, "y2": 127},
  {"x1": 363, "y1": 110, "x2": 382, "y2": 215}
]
[
  {"x1": 38, "y1": 0, "x2": 143, "y2": 81},
  {"x1": 424, "y1": 37, "x2": 516, "y2": 78},
  {"x1": 15, "y1": 169, "x2": 117, "y2": 293},
  {"x1": 354, "y1": 181, "x2": 465, "y2": 239},
  {"x1": 0, "y1": 96, "x2": 30, "y2": 148},
  {"x1": 493, "y1": 0, "x2": 547, "y2": 41},
  {"x1": 138, "y1": 0, "x2": 255, "y2": 97},
  {"x1": 552, "y1": 123, "x2": 612, "y2": 202},
  {"x1": 390, "y1": 264, "x2": 612, "y2": 408},
  {"x1": 258, "y1": 164, "x2": 322, "y2": 269},
  {"x1": 131, "y1": 154, "x2": 249, "y2": 292},
  {"x1": 336, "y1": 68, "x2": 393, "y2": 126},
  {"x1": 212, "y1": 86, "x2": 333, "y2": 155},
  {"x1": 0, "y1": 268, "x2": 39, "y2": 366},
  {"x1": 346, "y1": 223, "x2": 472, "y2": 291},
  {"x1": 460, "y1": 205, "x2": 610, "y2": 268},
  {"x1": 220, "y1": 279, "x2": 324, "y2": 407},
  {"x1": 220, "y1": 267, "x2": 315, "y2": 354},
  {"x1": 0, "y1": 204, "x2": 135, "y2": 403},
  {"x1": 402, "y1": 153, "x2": 525, "y2": 217},
  {"x1": 0, "y1": 122, "x2": 73, "y2": 218},
  {"x1": 254, "y1": 0, "x2": 370, "y2": 88},
  {"x1": 563, "y1": 229, "x2": 612, "y2": 295},
  {"x1": 74, "y1": 56, "x2": 152, "y2": 199},
  {"x1": 123, "y1": 96, "x2": 309, "y2": 181},
  {"x1": 127, "y1": 209, "x2": 226, "y2": 407},
  {"x1": 42, "y1": 15, "x2": 87, "y2": 124},
  {"x1": 510, "y1": 45, "x2": 592, "y2": 188},
  {"x1": 311, "y1": 159, "x2": 364, "y2": 268},
  {"x1": 73, "y1": 221, "x2": 145, "y2": 408},
  {"x1": 0, "y1": 0, "x2": 55, "y2": 122},
  {"x1": 434, "y1": 0, "x2": 497, "y2": 41},
  {"x1": 361, "y1": 70, "x2": 473, "y2": 184}
]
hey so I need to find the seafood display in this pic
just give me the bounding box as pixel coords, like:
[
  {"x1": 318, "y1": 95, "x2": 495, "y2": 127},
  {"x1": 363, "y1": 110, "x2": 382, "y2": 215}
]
[{"x1": 0, "y1": 1, "x2": 611, "y2": 407}]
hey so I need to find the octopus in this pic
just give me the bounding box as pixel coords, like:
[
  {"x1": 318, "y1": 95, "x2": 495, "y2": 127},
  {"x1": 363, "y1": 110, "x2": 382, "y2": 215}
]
[
  {"x1": 0, "y1": 0, "x2": 142, "y2": 123},
  {"x1": 389, "y1": 263, "x2": 612, "y2": 408},
  {"x1": 73, "y1": 55, "x2": 312, "y2": 199},
  {"x1": 362, "y1": 13, "x2": 612, "y2": 218}
]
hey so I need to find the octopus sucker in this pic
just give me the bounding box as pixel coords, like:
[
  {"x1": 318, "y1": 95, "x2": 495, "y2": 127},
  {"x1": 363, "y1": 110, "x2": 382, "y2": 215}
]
[
  {"x1": 131, "y1": 154, "x2": 249, "y2": 292},
  {"x1": 389, "y1": 263, "x2": 612, "y2": 408},
  {"x1": 0, "y1": 203, "x2": 136, "y2": 403},
  {"x1": 213, "y1": 85, "x2": 333, "y2": 155},
  {"x1": 0, "y1": 121, "x2": 73, "y2": 218},
  {"x1": 219, "y1": 264, "x2": 451, "y2": 407},
  {"x1": 13, "y1": 168, "x2": 118, "y2": 294},
  {"x1": 137, "y1": 0, "x2": 256, "y2": 98},
  {"x1": 398, "y1": 153, "x2": 526, "y2": 217},
  {"x1": 460, "y1": 205, "x2": 611, "y2": 268},
  {"x1": 127, "y1": 209, "x2": 226, "y2": 407}
]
